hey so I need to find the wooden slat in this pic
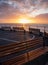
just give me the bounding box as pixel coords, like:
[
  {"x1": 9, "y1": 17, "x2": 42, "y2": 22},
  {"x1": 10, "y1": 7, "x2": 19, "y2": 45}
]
[
  {"x1": 1, "y1": 47, "x2": 48, "y2": 65},
  {"x1": 0, "y1": 37, "x2": 43, "y2": 57},
  {"x1": 0, "y1": 37, "x2": 43, "y2": 51},
  {"x1": 0, "y1": 39, "x2": 43, "y2": 52},
  {"x1": 0, "y1": 42, "x2": 43, "y2": 57}
]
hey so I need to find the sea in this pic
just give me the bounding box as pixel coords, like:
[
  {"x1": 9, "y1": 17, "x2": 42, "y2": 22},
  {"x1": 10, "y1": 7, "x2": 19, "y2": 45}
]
[{"x1": 0, "y1": 23, "x2": 48, "y2": 33}]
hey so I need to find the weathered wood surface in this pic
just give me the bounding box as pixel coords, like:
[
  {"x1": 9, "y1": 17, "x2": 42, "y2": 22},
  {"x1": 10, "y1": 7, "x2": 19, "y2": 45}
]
[
  {"x1": 0, "y1": 47, "x2": 48, "y2": 65},
  {"x1": 0, "y1": 37, "x2": 47, "y2": 65},
  {"x1": 0, "y1": 37, "x2": 43, "y2": 57}
]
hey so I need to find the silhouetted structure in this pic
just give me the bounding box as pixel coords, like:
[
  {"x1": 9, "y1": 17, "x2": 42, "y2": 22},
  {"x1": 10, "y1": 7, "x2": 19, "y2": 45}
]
[
  {"x1": 12, "y1": 27, "x2": 25, "y2": 32},
  {"x1": 0, "y1": 26, "x2": 11, "y2": 31},
  {"x1": 29, "y1": 28, "x2": 40, "y2": 35}
]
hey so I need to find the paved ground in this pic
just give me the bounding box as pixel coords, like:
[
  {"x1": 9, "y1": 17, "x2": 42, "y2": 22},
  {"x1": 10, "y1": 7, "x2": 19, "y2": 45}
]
[{"x1": 0, "y1": 30, "x2": 35, "y2": 46}]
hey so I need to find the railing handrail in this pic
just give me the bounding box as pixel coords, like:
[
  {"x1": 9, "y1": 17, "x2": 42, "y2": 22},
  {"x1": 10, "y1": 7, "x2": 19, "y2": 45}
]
[
  {"x1": 0, "y1": 37, "x2": 43, "y2": 57},
  {"x1": 0, "y1": 37, "x2": 43, "y2": 49}
]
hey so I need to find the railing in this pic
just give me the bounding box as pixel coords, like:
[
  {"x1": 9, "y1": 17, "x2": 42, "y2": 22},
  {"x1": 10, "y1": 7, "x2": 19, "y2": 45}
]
[
  {"x1": 0, "y1": 37, "x2": 45, "y2": 65},
  {"x1": 0, "y1": 37, "x2": 43, "y2": 57}
]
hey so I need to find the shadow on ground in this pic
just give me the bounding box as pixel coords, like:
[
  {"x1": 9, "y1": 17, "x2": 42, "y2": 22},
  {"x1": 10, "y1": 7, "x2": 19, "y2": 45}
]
[{"x1": 23, "y1": 52, "x2": 48, "y2": 65}]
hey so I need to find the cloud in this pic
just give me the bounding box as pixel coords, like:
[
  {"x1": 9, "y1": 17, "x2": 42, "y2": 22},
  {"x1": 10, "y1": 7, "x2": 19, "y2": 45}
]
[
  {"x1": 34, "y1": 13, "x2": 48, "y2": 24},
  {"x1": 0, "y1": 0, "x2": 48, "y2": 19},
  {"x1": 42, "y1": 0, "x2": 48, "y2": 2}
]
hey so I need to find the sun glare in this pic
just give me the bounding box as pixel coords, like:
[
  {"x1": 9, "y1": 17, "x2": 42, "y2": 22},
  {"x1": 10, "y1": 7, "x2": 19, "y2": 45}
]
[{"x1": 18, "y1": 18, "x2": 30, "y2": 24}]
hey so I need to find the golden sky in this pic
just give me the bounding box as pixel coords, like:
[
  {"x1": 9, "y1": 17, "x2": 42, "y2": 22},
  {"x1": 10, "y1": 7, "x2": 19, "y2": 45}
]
[{"x1": 0, "y1": 0, "x2": 48, "y2": 24}]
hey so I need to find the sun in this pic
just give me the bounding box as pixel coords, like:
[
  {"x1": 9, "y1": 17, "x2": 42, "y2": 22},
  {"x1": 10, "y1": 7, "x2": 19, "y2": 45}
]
[{"x1": 18, "y1": 18, "x2": 30, "y2": 24}]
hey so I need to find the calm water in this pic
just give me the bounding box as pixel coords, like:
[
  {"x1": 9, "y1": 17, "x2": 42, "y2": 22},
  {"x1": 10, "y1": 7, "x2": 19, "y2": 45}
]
[{"x1": 0, "y1": 23, "x2": 48, "y2": 33}]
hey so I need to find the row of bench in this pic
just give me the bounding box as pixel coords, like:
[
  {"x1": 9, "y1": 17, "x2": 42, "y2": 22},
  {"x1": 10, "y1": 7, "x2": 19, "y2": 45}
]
[{"x1": 0, "y1": 37, "x2": 44, "y2": 65}]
